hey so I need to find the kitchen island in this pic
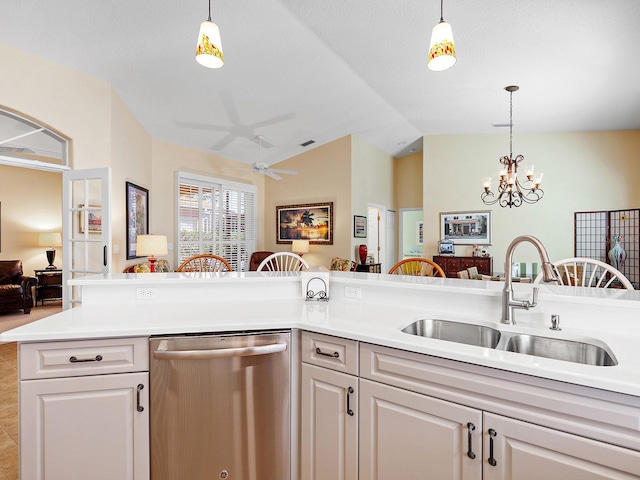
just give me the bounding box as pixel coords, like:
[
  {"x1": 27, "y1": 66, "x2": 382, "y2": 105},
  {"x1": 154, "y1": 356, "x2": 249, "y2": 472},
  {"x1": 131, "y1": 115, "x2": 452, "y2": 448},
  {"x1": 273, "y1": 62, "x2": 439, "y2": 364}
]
[{"x1": 3, "y1": 271, "x2": 640, "y2": 479}]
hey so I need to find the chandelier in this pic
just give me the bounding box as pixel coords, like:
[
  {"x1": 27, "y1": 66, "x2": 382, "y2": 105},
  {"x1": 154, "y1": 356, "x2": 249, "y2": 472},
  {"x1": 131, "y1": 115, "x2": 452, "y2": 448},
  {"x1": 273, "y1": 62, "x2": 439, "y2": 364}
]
[{"x1": 481, "y1": 86, "x2": 544, "y2": 208}]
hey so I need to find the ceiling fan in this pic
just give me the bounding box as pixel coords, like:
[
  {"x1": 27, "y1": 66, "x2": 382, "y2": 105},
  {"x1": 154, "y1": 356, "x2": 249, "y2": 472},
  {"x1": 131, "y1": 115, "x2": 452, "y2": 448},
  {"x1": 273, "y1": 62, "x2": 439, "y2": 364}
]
[{"x1": 224, "y1": 135, "x2": 297, "y2": 180}]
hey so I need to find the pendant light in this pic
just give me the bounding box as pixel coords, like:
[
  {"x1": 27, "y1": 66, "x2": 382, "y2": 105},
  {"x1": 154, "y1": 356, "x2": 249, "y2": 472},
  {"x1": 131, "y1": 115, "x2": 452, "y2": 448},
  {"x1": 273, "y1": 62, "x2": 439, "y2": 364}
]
[
  {"x1": 195, "y1": 0, "x2": 224, "y2": 68},
  {"x1": 427, "y1": 0, "x2": 456, "y2": 71}
]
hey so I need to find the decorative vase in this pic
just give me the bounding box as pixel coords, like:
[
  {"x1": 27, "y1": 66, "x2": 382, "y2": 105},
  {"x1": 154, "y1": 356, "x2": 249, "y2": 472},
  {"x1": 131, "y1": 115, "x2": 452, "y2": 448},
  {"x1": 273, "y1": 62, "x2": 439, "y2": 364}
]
[
  {"x1": 358, "y1": 244, "x2": 368, "y2": 265},
  {"x1": 608, "y1": 235, "x2": 626, "y2": 271}
]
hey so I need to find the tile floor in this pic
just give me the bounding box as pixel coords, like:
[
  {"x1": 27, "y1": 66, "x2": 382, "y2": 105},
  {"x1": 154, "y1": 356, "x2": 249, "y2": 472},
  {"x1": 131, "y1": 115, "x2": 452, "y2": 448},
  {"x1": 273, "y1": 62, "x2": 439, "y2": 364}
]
[{"x1": 0, "y1": 342, "x2": 18, "y2": 480}]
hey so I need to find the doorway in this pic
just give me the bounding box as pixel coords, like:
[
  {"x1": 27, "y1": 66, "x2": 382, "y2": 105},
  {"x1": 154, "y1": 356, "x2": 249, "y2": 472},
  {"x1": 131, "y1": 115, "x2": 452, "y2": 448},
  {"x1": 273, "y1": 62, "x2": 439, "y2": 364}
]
[
  {"x1": 367, "y1": 203, "x2": 394, "y2": 273},
  {"x1": 399, "y1": 208, "x2": 424, "y2": 260}
]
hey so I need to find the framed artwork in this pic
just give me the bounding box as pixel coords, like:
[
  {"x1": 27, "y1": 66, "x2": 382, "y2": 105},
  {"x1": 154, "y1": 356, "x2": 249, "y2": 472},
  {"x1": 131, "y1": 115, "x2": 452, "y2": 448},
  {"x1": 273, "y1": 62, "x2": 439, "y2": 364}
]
[
  {"x1": 79, "y1": 204, "x2": 102, "y2": 234},
  {"x1": 440, "y1": 210, "x2": 492, "y2": 245},
  {"x1": 277, "y1": 202, "x2": 333, "y2": 245},
  {"x1": 126, "y1": 182, "x2": 149, "y2": 259},
  {"x1": 354, "y1": 215, "x2": 367, "y2": 238}
]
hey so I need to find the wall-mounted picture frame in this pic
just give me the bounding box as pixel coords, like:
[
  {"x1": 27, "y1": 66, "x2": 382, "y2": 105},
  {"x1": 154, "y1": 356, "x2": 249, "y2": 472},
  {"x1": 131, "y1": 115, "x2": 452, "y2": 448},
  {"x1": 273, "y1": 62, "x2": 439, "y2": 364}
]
[
  {"x1": 277, "y1": 202, "x2": 333, "y2": 245},
  {"x1": 79, "y1": 204, "x2": 102, "y2": 234},
  {"x1": 440, "y1": 210, "x2": 492, "y2": 245},
  {"x1": 126, "y1": 182, "x2": 149, "y2": 259},
  {"x1": 354, "y1": 215, "x2": 367, "y2": 238}
]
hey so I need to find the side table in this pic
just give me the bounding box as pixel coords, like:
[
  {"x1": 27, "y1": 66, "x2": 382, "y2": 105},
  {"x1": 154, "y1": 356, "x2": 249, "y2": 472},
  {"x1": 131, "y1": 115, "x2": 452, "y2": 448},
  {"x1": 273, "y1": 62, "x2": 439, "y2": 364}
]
[
  {"x1": 356, "y1": 263, "x2": 382, "y2": 273},
  {"x1": 34, "y1": 269, "x2": 63, "y2": 306}
]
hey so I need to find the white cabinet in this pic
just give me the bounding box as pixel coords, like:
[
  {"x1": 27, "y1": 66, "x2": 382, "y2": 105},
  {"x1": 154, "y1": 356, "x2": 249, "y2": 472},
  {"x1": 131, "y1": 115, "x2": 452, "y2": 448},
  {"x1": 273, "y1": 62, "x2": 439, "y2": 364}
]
[
  {"x1": 300, "y1": 332, "x2": 359, "y2": 480},
  {"x1": 301, "y1": 364, "x2": 358, "y2": 480},
  {"x1": 19, "y1": 337, "x2": 149, "y2": 480},
  {"x1": 359, "y1": 378, "x2": 482, "y2": 479},
  {"x1": 483, "y1": 413, "x2": 640, "y2": 479}
]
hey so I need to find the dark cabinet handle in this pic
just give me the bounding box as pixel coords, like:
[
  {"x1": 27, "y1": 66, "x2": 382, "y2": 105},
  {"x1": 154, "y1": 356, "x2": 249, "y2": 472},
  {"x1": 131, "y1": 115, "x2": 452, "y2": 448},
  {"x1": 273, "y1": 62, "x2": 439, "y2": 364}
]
[
  {"x1": 136, "y1": 384, "x2": 145, "y2": 412},
  {"x1": 69, "y1": 354, "x2": 103, "y2": 363},
  {"x1": 488, "y1": 428, "x2": 497, "y2": 466},
  {"x1": 467, "y1": 422, "x2": 476, "y2": 459},
  {"x1": 103, "y1": 245, "x2": 108, "y2": 267},
  {"x1": 346, "y1": 386, "x2": 354, "y2": 416},
  {"x1": 316, "y1": 347, "x2": 339, "y2": 358}
]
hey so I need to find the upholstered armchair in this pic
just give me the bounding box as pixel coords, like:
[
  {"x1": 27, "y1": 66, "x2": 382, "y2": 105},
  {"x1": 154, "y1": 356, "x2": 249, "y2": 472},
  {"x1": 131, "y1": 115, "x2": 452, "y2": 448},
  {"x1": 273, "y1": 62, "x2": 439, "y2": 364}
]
[{"x1": 0, "y1": 260, "x2": 38, "y2": 314}]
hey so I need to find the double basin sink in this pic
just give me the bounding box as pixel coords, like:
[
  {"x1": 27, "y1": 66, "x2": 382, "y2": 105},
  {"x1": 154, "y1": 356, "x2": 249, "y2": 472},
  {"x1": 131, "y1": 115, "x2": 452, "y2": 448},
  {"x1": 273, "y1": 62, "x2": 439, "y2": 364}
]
[{"x1": 401, "y1": 318, "x2": 617, "y2": 366}]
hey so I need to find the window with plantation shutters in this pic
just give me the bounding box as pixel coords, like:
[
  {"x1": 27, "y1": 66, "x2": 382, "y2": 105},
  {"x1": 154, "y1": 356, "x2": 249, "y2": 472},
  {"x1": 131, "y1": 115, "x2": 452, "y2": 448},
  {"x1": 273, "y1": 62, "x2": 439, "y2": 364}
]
[{"x1": 177, "y1": 172, "x2": 256, "y2": 272}]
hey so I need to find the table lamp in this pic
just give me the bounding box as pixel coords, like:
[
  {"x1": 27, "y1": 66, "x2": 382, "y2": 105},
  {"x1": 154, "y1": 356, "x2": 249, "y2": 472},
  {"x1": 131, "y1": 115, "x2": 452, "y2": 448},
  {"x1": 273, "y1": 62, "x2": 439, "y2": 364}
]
[
  {"x1": 292, "y1": 240, "x2": 310, "y2": 257},
  {"x1": 39, "y1": 232, "x2": 62, "y2": 270},
  {"x1": 136, "y1": 235, "x2": 168, "y2": 272}
]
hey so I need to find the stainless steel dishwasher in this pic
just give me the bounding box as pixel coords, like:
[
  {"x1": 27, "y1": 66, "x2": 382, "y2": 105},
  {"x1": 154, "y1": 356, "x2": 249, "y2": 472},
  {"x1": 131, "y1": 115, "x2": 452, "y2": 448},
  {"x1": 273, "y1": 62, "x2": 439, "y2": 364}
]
[{"x1": 150, "y1": 330, "x2": 290, "y2": 480}]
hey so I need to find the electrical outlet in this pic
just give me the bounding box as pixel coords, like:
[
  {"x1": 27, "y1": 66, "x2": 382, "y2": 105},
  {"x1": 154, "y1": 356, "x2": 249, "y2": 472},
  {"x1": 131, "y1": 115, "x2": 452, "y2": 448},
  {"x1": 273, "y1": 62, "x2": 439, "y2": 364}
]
[
  {"x1": 136, "y1": 288, "x2": 157, "y2": 300},
  {"x1": 344, "y1": 286, "x2": 361, "y2": 299}
]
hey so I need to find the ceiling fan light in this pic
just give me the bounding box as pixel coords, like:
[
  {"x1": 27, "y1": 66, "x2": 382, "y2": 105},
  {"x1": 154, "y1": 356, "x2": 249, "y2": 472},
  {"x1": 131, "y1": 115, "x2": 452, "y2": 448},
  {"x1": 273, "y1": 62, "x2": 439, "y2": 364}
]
[
  {"x1": 196, "y1": 20, "x2": 224, "y2": 68},
  {"x1": 427, "y1": 21, "x2": 456, "y2": 71}
]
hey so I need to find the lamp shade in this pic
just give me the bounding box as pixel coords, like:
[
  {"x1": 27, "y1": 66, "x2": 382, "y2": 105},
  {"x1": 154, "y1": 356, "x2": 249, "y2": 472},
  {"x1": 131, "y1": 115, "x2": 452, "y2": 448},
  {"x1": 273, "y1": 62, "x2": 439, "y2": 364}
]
[
  {"x1": 427, "y1": 21, "x2": 456, "y2": 71},
  {"x1": 39, "y1": 232, "x2": 62, "y2": 247},
  {"x1": 196, "y1": 20, "x2": 224, "y2": 68},
  {"x1": 292, "y1": 240, "x2": 310, "y2": 254},
  {"x1": 136, "y1": 235, "x2": 168, "y2": 256}
]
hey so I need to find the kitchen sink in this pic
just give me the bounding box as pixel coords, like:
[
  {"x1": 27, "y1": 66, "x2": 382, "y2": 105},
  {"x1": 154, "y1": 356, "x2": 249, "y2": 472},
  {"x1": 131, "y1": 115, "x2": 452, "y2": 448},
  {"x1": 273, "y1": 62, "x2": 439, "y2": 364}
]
[
  {"x1": 503, "y1": 334, "x2": 618, "y2": 366},
  {"x1": 400, "y1": 319, "x2": 618, "y2": 366},
  {"x1": 400, "y1": 319, "x2": 501, "y2": 348}
]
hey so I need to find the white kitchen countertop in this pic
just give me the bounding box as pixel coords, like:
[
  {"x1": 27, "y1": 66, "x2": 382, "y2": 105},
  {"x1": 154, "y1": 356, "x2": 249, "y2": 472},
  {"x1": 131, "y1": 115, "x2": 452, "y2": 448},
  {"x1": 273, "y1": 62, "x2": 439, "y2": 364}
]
[{"x1": 3, "y1": 271, "x2": 640, "y2": 398}]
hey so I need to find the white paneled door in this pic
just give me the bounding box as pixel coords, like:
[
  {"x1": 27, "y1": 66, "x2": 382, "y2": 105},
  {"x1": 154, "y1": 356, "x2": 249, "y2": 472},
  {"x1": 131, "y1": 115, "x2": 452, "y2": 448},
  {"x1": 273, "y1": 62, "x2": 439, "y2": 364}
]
[{"x1": 62, "y1": 168, "x2": 111, "y2": 308}]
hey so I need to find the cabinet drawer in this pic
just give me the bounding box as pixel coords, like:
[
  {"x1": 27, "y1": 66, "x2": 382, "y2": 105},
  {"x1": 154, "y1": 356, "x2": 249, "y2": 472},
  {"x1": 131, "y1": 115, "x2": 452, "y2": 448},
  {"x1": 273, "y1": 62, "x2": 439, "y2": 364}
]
[
  {"x1": 20, "y1": 337, "x2": 149, "y2": 379},
  {"x1": 38, "y1": 274, "x2": 61, "y2": 285},
  {"x1": 301, "y1": 331, "x2": 358, "y2": 375}
]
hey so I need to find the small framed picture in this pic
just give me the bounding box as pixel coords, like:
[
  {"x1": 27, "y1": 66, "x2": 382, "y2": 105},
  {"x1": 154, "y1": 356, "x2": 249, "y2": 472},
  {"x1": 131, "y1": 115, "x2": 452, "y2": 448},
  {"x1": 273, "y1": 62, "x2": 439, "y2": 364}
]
[{"x1": 354, "y1": 215, "x2": 367, "y2": 238}]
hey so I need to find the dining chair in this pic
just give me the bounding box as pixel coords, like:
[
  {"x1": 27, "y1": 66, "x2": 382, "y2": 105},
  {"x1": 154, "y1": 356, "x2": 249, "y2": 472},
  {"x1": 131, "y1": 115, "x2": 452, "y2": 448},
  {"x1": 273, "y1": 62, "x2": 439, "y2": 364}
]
[
  {"x1": 388, "y1": 258, "x2": 445, "y2": 277},
  {"x1": 257, "y1": 252, "x2": 310, "y2": 271},
  {"x1": 175, "y1": 254, "x2": 232, "y2": 272},
  {"x1": 533, "y1": 257, "x2": 633, "y2": 290},
  {"x1": 456, "y1": 270, "x2": 469, "y2": 279}
]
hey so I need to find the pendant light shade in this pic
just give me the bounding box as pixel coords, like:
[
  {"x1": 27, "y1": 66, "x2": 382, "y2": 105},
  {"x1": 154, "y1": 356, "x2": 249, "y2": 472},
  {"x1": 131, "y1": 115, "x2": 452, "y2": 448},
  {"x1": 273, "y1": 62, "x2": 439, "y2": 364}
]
[
  {"x1": 195, "y1": 1, "x2": 224, "y2": 68},
  {"x1": 427, "y1": 0, "x2": 456, "y2": 72}
]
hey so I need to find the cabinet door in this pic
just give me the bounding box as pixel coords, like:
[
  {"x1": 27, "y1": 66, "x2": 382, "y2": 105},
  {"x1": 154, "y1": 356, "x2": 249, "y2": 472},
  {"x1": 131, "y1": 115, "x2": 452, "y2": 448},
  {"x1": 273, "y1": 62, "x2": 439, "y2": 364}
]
[
  {"x1": 359, "y1": 378, "x2": 482, "y2": 480},
  {"x1": 301, "y1": 363, "x2": 358, "y2": 480},
  {"x1": 483, "y1": 413, "x2": 640, "y2": 479},
  {"x1": 20, "y1": 372, "x2": 149, "y2": 480}
]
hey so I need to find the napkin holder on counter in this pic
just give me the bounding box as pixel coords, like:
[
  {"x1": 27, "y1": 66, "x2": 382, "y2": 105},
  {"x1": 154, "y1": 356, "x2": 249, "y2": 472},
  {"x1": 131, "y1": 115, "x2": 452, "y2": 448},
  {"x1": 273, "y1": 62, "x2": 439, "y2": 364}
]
[{"x1": 301, "y1": 265, "x2": 330, "y2": 301}]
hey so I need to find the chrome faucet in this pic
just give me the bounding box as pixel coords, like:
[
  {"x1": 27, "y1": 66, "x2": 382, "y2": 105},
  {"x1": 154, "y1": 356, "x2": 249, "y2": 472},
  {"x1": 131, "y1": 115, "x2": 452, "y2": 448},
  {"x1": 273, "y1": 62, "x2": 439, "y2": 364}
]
[{"x1": 501, "y1": 235, "x2": 558, "y2": 325}]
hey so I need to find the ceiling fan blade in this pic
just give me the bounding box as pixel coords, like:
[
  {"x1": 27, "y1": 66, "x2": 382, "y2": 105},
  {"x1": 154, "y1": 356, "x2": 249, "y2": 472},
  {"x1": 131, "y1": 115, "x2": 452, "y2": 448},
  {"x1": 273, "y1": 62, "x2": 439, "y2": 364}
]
[
  {"x1": 219, "y1": 92, "x2": 242, "y2": 125},
  {"x1": 250, "y1": 136, "x2": 274, "y2": 148},
  {"x1": 211, "y1": 134, "x2": 237, "y2": 151},
  {"x1": 175, "y1": 121, "x2": 228, "y2": 132},
  {"x1": 268, "y1": 168, "x2": 298, "y2": 175},
  {"x1": 251, "y1": 112, "x2": 295, "y2": 129},
  {"x1": 263, "y1": 170, "x2": 282, "y2": 180}
]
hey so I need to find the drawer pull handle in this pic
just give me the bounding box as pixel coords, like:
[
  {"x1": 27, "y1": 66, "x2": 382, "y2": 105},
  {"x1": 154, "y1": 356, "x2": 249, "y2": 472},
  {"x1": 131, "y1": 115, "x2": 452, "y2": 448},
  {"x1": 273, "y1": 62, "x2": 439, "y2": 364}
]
[
  {"x1": 69, "y1": 354, "x2": 103, "y2": 363},
  {"x1": 488, "y1": 428, "x2": 497, "y2": 466},
  {"x1": 467, "y1": 422, "x2": 476, "y2": 459},
  {"x1": 347, "y1": 386, "x2": 355, "y2": 416},
  {"x1": 136, "y1": 384, "x2": 145, "y2": 412},
  {"x1": 315, "y1": 347, "x2": 339, "y2": 358}
]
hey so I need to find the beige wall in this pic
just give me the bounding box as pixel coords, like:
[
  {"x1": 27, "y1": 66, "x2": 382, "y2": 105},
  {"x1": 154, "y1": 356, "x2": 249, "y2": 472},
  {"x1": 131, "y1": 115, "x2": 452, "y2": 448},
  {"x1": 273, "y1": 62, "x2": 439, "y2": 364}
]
[
  {"x1": 424, "y1": 131, "x2": 640, "y2": 271},
  {"x1": 0, "y1": 165, "x2": 62, "y2": 275},
  {"x1": 394, "y1": 150, "x2": 423, "y2": 209},
  {"x1": 151, "y1": 139, "x2": 265, "y2": 270},
  {"x1": 1, "y1": 44, "x2": 257, "y2": 273},
  {"x1": 265, "y1": 136, "x2": 351, "y2": 269}
]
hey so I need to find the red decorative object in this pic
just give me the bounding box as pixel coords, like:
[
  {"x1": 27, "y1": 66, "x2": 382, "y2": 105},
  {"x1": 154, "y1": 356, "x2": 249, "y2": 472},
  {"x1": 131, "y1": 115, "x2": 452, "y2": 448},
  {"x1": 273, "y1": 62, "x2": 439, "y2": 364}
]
[{"x1": 358, "y1": 244, "x2": 368, "y2": 265}]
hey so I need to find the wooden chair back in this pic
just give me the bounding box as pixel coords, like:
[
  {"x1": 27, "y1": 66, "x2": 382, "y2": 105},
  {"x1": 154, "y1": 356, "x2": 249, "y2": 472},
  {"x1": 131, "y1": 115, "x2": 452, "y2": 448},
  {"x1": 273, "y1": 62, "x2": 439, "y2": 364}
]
[
  {"x1": 388, "y1": 258, "x2": 445, "y2": 277},
  {"x1": 176, "y1": 254, "x2": 232, "y2": 273}
]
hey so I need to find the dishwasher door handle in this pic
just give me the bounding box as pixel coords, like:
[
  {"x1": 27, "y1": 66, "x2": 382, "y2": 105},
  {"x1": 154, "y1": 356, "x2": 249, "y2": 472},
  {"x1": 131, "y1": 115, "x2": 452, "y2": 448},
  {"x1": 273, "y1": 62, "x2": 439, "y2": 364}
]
[{"x1": 153, "y1": 342, "x2": 287, "y2": 360}]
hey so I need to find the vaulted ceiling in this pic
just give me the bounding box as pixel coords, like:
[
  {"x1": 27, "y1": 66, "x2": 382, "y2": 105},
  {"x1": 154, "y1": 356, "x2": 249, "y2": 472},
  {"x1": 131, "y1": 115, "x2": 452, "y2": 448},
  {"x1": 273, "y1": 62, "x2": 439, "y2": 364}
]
[{"x1": 1, "y1": 0, "x2": 639, "y2": 165}]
